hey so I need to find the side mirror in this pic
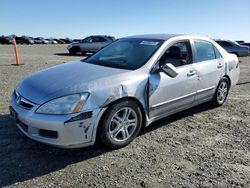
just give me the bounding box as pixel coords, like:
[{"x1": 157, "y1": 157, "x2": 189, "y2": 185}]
[{"x1": 161, "y1": 63, "x2": 178, "y2": 78}]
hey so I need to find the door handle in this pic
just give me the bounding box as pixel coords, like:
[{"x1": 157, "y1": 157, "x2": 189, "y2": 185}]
[
  {"x1": 187, "y1": 70, "x2": 196, "y2": 76},
  {"x1": 217, "y1": 63, "x2": 224, "y2": 68}
]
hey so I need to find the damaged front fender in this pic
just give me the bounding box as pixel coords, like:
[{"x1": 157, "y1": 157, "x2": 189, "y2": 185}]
[{"x1": 81, "y1": 71, "x2": 150, "y2": 124}]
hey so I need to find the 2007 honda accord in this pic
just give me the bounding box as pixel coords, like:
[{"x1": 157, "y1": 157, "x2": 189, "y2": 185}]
[{"x1": 10, "y1": 34, "x2": 240, "y2": 149}]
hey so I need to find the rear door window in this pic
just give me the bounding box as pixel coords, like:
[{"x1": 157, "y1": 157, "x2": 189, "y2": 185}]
[
  {"x1": 214, "y1": 46, "x2": 222, "y2": 59},
  {"x1": 94, "y1": 37, "x2": 107, "y2": 42},
  {"x1": 82, "y1": 37, "x2": 93, "y2": 43},
  {"x1": 193, "y1": 40, "x2": 216, "y2": 62}
]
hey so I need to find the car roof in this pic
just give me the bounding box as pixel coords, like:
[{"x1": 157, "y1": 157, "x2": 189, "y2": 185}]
[
  {"x1": 90, "y1": 35, "x2": 113, "y2": 38},
  {"x1": 214, "y1": 39, "x2": 233, "y2": 42},
  {"x1": 124, "y1": 34, "x2": 184, "y2": 40}
]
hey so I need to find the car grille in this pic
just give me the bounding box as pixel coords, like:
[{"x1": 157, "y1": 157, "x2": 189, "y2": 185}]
[{"x1": 14, "y1": 91, "x2": 35, "y2": 109}]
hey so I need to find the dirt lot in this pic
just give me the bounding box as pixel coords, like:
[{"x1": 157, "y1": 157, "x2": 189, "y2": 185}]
[{"x1": 0, "y1": 45, "x2": 249, "y2": 187}]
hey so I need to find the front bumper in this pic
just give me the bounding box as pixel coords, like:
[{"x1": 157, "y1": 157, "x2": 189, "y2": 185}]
[
  {"x1": 67, "y1": 44, "x2": 73, "y2": 50},
  {"x1": 10, "y1": 93, "x2": 104, "y2": 148}
]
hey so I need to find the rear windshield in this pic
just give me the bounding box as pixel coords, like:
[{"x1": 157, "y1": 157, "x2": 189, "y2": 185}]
[{"x1": 84, "y1": 38, "x2": 163, "y2": 70}]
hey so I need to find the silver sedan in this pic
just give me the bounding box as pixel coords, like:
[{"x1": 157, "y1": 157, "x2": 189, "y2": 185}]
[
  {"x1": 10, "y1": 34, "x2": 240, "y2": 149},
  {"x1": 67, "y1": 35, "x2": 115, "y2": 55}
]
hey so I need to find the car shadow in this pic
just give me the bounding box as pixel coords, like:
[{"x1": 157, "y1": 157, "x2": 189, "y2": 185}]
[
  {"x1": 0, "y1": 102, "x2": 213, "y2": 187},
  {"x1": 0, "y1": 114, "x2": 111, "y2": 187},
  {"x1": 236, "y1": 81, "x2": 250, "y2": 85},
  {"x1": 141, "y1": 102, "x2": 213, "y2": 135},
  {"x1": 54, "y1": 53, "x2": 85, "y2": 57},
  {"x1": 0, "y1": 64, "x2": 16, "y2": 66}
]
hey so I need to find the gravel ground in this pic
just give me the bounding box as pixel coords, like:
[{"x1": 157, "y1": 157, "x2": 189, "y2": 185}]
[{"x1": 0, "y1": 45, "x2": 249, "y2": 188}]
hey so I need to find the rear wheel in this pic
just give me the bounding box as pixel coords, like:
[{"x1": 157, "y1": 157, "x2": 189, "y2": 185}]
[
  {"x1": 211, "y1": 77, "x2": 230, "y2": 106},
  {"x1": 98, "y1": 100, "x2": 142, "y2": 149}
]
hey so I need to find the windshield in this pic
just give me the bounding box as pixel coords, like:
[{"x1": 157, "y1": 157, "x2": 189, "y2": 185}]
[{"x1": 84, "y1": 38, "x2": 163, "y2": 70}]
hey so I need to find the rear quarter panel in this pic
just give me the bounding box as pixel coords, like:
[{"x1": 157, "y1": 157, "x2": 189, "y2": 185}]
[{"x1": 224, "y1": 53, "x2": 240, "y2": 86}]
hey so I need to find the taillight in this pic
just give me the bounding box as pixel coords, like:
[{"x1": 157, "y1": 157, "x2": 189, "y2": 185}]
[{"x1": 236, "y1": 60, "x2": 240, "y2": 68}]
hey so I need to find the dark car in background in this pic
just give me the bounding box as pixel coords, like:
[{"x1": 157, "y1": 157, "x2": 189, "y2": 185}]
[
  {"x1": 67, "y1": 35, "x2": 115, "y2": 55},
  {"x1": 0, "y1": 36, "x2": 12, "y2": 44},
  {"x1": 240, "y1": 43, "x2": 250, "y2": 52},
  {"x1": 72, "y1": 39, "x2": 81, "y2": 43},
  {"x1": 215, "y1": 40, "x2": 249, "y2": 57},
  {"x1": 15, "y1": 36, "x2": 34, "y2": 44},
  {"x1": 235, "y1": 40, "x2": 245, "y2": 44}
]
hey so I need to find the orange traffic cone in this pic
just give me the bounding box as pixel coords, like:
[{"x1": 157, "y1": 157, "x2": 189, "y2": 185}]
[{"x1": 12, "y1": 38, "x2": 20, "y2": 65}]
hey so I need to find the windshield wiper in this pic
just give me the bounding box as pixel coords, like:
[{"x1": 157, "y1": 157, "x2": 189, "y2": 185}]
[
  {"x1": 99, "y1": 62, "x2": 125, "y2": 69},
  {"x1": 85, "y1": 60, "x2": 127, "y2": 69}
]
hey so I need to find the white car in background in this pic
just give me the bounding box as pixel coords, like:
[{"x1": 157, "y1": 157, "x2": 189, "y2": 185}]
[
  {"x1": 46, "y1": 38, "x2": 58, "y2": 44},
  {"x1": 34, "y1": 37, "x2": 50, "y2": 44}
]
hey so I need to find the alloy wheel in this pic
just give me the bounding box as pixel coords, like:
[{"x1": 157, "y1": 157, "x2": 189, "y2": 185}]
[
  {"x1": 217, "y1": 81, "x2": 228, "y2": 104},
  {"x1": 108, "y1": 107, "x2": 138, "y2": 142}
]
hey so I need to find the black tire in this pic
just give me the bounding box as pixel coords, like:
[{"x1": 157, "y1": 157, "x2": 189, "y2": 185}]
[
  {"x1": 98, "y1": 100, "x2": 142, "y2": 149},
  {"x1": 211, "y1": 77, "x2": 230, "y2": 107},
  {"x1": 69, "y1": 49, "x2": 77, "y2": 55},
  {"x1": 69, "y1": 47, "x2": 80, "y2": 55}
]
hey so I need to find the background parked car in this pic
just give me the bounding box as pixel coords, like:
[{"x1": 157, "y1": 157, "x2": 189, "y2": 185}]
[
  {"x1": 34, "y1": 37, "x2": 49, "y2": 44},
  {"x1": 25, "y1": 36, "x2": 34, "y2": 44},
  {"x1": 0, "y1": 36, "x2": 12, "y2": 44},
  {"x1": 55, "y1": 39, "x2": 66, "y2": 44},
  {"x1": 67, "y1": 35, "x2": 115, "y2": 55},
  {"x1": 215, "y1": 40, "x2": 249, "y2": 57},
  {"x1": 60, "y1": 38, "x2": 72, "y2": 44},
  {"x1": 15, "y1": 36, "x2": 34, "y2": 44},
  {"x1": 235, "y1": 40, "x2": 245, "y2": 44},
  {"x1": 33, "y1": 37, "x2": 43, "y2": 44},
  {"x1": 240, "y1": 43, "x2": 250, "y2": 53},
  {"x1": 72, "y1": 39, "x2": 81, "y2": 43},
  {"x1": 46, "y1": 38, "x2": 58, "y2": 44}
]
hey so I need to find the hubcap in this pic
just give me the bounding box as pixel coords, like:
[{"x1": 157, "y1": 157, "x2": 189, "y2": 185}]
[
  {"x1": 217, "y1": 81, "x2": 228, "y2": 104},
  {"x1": 109, "y1": 107, "x2": 138, "y2": 142}
]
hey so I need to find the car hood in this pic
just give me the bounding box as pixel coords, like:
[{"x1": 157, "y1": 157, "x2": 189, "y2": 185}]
[
  {"x1": 17, "y1": 61, "x2": 129, "y2": 104},
  {"x1": 70, "y1": 41, "x2": 80, "y2": 45}
]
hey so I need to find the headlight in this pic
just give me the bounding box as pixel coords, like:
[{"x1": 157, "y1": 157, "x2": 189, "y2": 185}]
[
  {"x1": 36, "y1": 93, "x2": 89, "y2": 114},
  {"x1": 67, "y1": 44, "x2": 72, "y2": 49}
]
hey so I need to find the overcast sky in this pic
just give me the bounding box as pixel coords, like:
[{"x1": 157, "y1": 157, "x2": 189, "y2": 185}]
[{"x1": 1, "y1": 0, "x2": 250, "y2": 41}]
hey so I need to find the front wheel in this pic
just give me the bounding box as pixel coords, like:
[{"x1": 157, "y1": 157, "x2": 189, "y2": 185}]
[
  {"x1": 69, "y1": 49, "x2": 77, "y2": 55},
  {"x1": 98, "y1": 100, "x2": 142, "y2": 149},
  {"x1": 69, "y1": 46, "x2": 80, "y2": 55},
  {"x1": 211, "y1": 77, "x2": 230, "y2": 106}
]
